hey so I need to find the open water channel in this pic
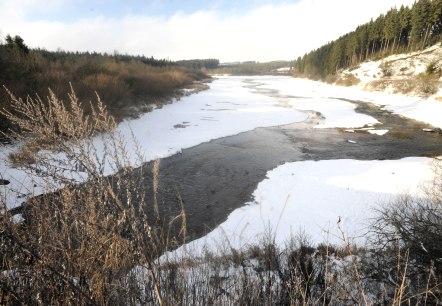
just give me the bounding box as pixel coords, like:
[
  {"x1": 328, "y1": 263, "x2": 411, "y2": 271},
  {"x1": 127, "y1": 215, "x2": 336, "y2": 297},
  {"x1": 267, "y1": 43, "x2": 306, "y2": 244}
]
[{"x1": 137, "y1": 78, "x2": 442, "y2": 244}]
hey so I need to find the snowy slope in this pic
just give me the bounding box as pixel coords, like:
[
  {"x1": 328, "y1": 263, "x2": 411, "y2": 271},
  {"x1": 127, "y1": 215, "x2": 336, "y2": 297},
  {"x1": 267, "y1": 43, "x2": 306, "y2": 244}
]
[{"x1": 339, "y1": 44, "x2": 442, "y2": 100}]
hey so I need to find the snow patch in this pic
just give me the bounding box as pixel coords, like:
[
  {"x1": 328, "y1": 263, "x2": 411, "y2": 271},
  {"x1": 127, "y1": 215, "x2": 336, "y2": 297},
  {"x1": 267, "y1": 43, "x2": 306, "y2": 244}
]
[
  {"x1": 368, "y1": 129, "x2": 389, "y2": 136},
  {"x1": 166, "y1": 158, "x2": 432, "y2": 257}
]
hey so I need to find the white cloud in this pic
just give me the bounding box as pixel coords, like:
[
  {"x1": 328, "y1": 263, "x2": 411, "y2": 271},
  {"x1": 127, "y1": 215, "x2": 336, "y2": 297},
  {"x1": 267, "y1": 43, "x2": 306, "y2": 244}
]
[{"x1": 0, "y1": 0, "x2": 416, "y2": 62}]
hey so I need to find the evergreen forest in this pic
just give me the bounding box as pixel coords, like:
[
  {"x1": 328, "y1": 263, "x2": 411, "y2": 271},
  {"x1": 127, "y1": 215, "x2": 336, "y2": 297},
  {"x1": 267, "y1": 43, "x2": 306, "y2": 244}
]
[{"x1": 293, "y1": 0, "x2": 442, "y2": 79}]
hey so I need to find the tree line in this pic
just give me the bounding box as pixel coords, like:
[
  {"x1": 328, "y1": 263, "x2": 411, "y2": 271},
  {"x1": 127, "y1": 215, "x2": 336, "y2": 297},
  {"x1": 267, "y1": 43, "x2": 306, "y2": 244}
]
[
  {"x1": 214, "y1": 60, "x2": 291, "y2": 75},
  {"x1": 175, "y1": 58, "x2": 220, "y2": 70},
  {"x1": 293, "y1": 0, "x2": 442, "y2": 79},
  {"x1": 0, "y1": 35, "x2": 214, "y2": 134}
]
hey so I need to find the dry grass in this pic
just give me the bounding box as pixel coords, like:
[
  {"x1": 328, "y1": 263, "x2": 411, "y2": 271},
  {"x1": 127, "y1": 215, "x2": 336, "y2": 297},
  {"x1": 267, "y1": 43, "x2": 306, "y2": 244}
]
[
  {"x1": 0, "y1": 88, "x2": 178, "y2": 305},
  {"x1": 415, "y1": 73, "x2": 440, "y2": 97},
  {"x1": 335, "y1": 73, "x2": 361, "y2": 87},
  {"x1": 0, "y1": 48, "x2": 209, "y2": 135},
  {"x1": 367, "y1": 73, "x2": 441, "y2": 97}
]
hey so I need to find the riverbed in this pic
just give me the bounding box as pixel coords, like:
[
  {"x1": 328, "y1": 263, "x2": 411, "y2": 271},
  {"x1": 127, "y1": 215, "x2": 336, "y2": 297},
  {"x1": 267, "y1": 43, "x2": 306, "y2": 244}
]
[
  {"x1": 134, "y1": 77, "x2": 442, "y2": 250},
  {"x1": 2, "y1": 76, "x2": 442, "y2": 249}
]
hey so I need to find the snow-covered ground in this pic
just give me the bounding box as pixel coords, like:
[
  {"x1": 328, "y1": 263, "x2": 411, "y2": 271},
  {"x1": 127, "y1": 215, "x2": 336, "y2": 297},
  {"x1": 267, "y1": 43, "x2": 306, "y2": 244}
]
[
  {"x1": 1, "y1": 75, "x2": 441, "y2": 252},
  {"x1": 339, "y1": 43, "x2": 442, "y2": 100},
  {"x1": 350, "y1": 44, "x2": 442, "y2": 84},
  {"x1": 167, "y1": 157, "x2": 432, "y2": 258},
  {"x1": 258, "y1": 75, "x2": 442, "y2": 129},
  {"x1": 0, "y1": 76, "x2": 306, "y2": 208}
]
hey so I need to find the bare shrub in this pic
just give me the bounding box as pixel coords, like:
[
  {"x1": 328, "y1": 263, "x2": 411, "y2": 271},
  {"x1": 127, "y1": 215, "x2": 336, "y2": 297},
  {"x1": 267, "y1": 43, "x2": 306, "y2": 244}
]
[
  {"x1": 0, "y1": 88, "x2": 182, "y2": 305},
  {"x1": 426, "y1": 61, "x2": 441, "y2": 76},
  {"x1": 368, "y1": 76, "x2": 440, "y2": 97},
  {"x1": 324, "y1": 74, "x2": 338, "y2": 84},
  {"x1": 369, "y1": 158, "x2": 442, "y2": 304},
  {"x1": 0, "y1": 45, "x2": 209, "y2": 136},
  {"x1": 416, "y1": 73, "x2": 440, "y2": 97},
  {"x1": 367, "y1": 79, "x2": 390, "y2": 91},
  {"x1": 335, "y1": 73, "x2": 361, "y2": 86},
  {"x1": 81, "y1": 73, "x2": 131, "y2": 105},
  {"x1": 391, "y1": 79, "x2": 416, "y2": 94}
]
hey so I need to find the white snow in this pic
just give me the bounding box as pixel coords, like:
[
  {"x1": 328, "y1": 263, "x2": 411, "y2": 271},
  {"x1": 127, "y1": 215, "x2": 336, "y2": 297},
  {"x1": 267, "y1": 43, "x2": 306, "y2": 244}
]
[
  {"x1": 0, "y1": 76, "x2": 383, "y2": 208},
  {"x1": 368, "y1": 129, "x2": 389, "y2": 136},
  {"x1": 1, "y1": 75, "x2": 442, "y2": 255},
  {"x1": 337, "y1": 44, "x2": 442, "y2": 119},
  {"x1": 113, "y1": 76, "x2": 308, "y2": 164},
  {"x1": 257, "y1": 75, "x2": 442, "y2": 129},
  {"x1": 167, "y1": 157, "x2": 432, "y2": 258},
  {"x1": 1, "y1": 76, "x2": 307, "y2": 208},
  {"x1": 347, "y1": 44, "x2": 442, "y2": 86}
]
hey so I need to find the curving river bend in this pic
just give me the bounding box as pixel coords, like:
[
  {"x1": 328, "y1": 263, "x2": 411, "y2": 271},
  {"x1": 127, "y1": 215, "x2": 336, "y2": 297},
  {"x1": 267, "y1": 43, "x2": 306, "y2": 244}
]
[{"x1": 137, "y1": 78, "x2": 442, "y2": 245}]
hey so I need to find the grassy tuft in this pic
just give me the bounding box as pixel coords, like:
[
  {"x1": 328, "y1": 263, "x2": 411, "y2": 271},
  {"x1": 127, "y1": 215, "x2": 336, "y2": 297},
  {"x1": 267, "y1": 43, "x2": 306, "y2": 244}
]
[{"x1": 335, "y1": 73, "x2": 361, "y2": 86}]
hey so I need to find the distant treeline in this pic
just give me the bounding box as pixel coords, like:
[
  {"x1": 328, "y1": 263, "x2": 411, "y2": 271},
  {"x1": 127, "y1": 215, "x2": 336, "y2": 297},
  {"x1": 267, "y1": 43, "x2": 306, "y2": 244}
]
[
  {"x1": 175, "y1": 59, "x2": 220, "y2": 70},
  {"x1": 293, "y1": 0, "x2": 442, "y2": 79},
  {"x1": 0, "y1": 35, "x2": 214, "y2": 132},
  {"x1": 213, "y1": 61, "x2": 292, "y2": 75}
]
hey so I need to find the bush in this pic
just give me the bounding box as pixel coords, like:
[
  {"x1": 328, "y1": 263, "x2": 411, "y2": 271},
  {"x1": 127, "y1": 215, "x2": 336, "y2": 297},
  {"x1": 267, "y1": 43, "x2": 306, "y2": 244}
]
[
  {"x1": 0, "y1": 88, "x2": 184, "y2": 305},
  {"x1": 416, "y1": 73, "x2": 440, "y2": 97},
  {"x1": 324, "y1": 74, "x2": 338, "y2": 84},
  {"x1": 0, "y1": 38, "x2": 209, "y2": 135},
  {"x1": 335, "y1": 73, "x2": 360, "y2": 86},
  {"x1": 426, "y1": 61, "x2": 440, "y2": 75},
  {"x1": 391, "y1": 79, "x2": 415, "y2": 94},
  {"x1": 369, "y1": 158, "x2": 442, "y2": 303},
  {"x1": 380, "y1": 62, "x2": 393, "y2": 77}
]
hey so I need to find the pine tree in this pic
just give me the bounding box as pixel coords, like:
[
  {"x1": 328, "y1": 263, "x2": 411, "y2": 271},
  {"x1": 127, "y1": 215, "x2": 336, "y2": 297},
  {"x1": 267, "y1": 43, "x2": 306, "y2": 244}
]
[
  {"x1": 346, "y1": 32, "x2": 359, "y2": 66},
  {"x1": 384, "y1": 8, "x2": 400, "y2": 54},
  {"x1": 292, "y1": 0, "x2": 442, "y2": 79},
  {"x1": 328, "y1": 40, "x2": 344, "y2": 74},
  {"x1": 410, "y1": 0, "x2": 431, "y2": 50},
  {"x1": 430, "y1": 0, "x2": 442, "y2": 41},
  {"x1": 356, "y1": 25, "x2": 369, "y2": 61},
  {"x1": 398, "y1": 5, "x2": 412, "y2": 50}
]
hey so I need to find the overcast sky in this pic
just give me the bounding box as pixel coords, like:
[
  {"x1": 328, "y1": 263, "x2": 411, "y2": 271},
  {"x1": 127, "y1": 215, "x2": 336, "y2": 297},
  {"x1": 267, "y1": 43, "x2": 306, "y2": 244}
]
[{"x1": 0, "y1": 0, "x2": 416, "y2": 62}]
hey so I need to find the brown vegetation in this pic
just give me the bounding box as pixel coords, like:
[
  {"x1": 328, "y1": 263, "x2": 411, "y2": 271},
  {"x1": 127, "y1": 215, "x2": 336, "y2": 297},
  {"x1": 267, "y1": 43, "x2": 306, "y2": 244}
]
[
  {"x1": 0, "y1": 35, "x2": 209, "y2": 135},
  {"x1": 366, "y1": 72, "x2": 440, "y2": 97},
  {"x1": 335, "y1": 73, "x2": 361, "y2": 87},
  {"x1": 0, "y1": 89, "x2": 184, "y2": 305}
]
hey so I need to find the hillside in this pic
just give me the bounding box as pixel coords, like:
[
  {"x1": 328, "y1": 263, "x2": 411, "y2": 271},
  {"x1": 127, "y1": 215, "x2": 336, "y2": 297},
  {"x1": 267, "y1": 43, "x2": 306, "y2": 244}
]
[
  {"x1": 0, "y1": 35, "x2": 213, "y2": 139},
  {"x1": 293, "y1": 0, "x2": 442, "y2": 83},
  {"x1": 336, "y1": 43, "x2": 442, "y2": 99}
]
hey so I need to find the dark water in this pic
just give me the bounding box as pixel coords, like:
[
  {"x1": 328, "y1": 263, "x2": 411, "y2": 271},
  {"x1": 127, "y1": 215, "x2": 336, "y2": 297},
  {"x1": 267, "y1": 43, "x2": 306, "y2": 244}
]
[{"x1": 139, "y1": 98, "x2": 442, "y2": 243}]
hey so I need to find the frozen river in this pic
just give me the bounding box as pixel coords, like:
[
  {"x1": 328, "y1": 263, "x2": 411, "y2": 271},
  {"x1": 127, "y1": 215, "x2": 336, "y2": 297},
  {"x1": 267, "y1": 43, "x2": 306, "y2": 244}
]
[{"x1": 2, "y1": 76, "x2": 442, "y2": 251}]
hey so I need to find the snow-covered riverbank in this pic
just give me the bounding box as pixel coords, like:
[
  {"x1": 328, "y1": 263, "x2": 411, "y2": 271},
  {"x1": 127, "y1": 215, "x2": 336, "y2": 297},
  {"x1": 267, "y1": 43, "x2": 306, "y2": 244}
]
[
  {"x1": 2, "y1": 75, "x2": 441, "y2": 251},
  {"x1": 166, "y1": 157, "x2": 432, "y2": 259}
]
